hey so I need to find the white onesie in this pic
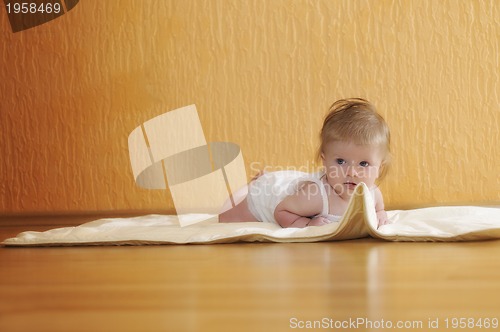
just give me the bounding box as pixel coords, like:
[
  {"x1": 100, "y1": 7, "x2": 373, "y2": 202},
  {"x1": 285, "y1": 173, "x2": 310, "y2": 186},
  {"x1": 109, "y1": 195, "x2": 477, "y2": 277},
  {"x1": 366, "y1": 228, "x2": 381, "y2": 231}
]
[{"x1": 246, "y1": 170, "x2": 342, "y2": 225}]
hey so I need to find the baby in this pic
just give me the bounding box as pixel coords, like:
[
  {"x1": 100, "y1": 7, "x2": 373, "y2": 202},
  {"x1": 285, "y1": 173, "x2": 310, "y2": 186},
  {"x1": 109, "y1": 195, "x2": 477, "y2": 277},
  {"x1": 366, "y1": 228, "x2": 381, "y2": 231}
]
[{"x1": 219, "y1": 98, "x2": 391, "y2": 228}]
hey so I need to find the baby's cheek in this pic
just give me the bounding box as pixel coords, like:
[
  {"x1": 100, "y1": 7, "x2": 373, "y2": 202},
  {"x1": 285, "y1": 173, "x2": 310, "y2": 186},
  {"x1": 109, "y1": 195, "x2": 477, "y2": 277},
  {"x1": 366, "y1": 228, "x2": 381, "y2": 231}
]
[
  {"x1": 324, "y1": 166, "x2": 340, "y2": 179},
  {"x1": 367, "y1": 166, "x2": 380, "y2": 179}
]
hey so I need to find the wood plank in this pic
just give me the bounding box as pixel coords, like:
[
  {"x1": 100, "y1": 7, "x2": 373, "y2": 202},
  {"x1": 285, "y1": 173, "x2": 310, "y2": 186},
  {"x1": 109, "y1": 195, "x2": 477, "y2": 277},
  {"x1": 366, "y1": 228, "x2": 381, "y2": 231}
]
[{"x1": 1, "y1": 219, "x2": 500, "y2": 332}]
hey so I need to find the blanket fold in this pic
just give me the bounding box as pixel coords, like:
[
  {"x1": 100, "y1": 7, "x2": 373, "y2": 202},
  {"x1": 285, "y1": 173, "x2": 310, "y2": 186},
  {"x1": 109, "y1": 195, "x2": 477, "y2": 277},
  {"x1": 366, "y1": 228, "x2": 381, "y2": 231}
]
[{"x1": 2, "y1": 184, "x2": 500, "y2": 246}]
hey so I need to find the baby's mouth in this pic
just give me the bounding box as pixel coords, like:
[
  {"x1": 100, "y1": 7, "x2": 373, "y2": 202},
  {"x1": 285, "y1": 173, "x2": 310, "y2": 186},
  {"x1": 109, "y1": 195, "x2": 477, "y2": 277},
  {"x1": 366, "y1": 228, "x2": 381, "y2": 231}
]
[{"x1": 344, "y1": 182, "x2": 357, "y2": 188}]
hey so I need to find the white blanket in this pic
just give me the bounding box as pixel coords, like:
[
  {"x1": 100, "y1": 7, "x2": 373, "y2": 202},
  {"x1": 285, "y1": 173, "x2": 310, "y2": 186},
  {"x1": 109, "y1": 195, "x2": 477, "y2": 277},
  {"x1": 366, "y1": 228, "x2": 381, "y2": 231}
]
[{"x1": 2, "y1": 184, "x2": 500, "y2": 246}]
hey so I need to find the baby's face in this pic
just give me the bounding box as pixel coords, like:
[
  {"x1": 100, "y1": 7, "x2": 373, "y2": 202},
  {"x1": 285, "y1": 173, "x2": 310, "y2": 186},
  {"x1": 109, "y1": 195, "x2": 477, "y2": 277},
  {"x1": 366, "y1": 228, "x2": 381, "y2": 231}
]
[{"x1": 322, "y1": 141, "x2": 384, "y2": 196}]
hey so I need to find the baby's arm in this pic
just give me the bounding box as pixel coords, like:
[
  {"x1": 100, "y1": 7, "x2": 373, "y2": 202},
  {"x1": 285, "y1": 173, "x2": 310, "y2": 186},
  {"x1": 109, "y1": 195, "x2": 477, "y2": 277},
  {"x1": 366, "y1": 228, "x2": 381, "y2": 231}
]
[
  {"x1": 274, "y1": 182, "x2": 324, "y2": 228},
  {"x1": 374, "y1": 187, "x2": 390, "y2": 228}
]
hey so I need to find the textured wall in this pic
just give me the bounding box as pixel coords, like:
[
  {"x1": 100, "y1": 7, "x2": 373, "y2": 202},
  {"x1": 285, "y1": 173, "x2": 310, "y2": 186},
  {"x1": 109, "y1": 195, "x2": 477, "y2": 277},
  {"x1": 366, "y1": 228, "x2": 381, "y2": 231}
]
[{"x1": 0, "y1": 0, "x2": 499, "y2": 215}]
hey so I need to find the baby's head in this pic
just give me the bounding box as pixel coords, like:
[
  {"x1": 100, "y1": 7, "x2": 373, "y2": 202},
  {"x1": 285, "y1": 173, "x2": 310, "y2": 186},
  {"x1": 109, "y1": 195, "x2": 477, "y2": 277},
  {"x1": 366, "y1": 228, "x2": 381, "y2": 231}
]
[{"x1": 318, "y1": 98, "x2": 391, "y2": 183}]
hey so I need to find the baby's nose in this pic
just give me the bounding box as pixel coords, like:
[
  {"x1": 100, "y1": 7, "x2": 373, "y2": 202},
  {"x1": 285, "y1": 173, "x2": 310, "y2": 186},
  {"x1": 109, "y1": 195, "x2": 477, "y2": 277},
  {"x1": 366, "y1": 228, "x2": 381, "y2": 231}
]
[{"x1": 346, "y1": 165, "x2": 359, "y2": 177}]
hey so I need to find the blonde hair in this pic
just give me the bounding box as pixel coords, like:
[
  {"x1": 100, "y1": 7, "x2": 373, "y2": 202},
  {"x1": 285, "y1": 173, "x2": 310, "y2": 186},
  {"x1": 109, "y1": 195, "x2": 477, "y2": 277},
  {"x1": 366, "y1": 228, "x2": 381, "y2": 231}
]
[{"x1": 317, "y1": 98, "x2": 391, "y2": 182}]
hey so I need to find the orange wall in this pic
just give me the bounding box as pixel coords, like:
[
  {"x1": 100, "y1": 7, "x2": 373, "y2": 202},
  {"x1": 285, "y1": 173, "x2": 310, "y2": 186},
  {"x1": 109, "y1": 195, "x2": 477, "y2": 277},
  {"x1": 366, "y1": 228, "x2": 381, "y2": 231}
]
[{"x1": 1, "y1": 0, "x2": 499, "y2": 214}]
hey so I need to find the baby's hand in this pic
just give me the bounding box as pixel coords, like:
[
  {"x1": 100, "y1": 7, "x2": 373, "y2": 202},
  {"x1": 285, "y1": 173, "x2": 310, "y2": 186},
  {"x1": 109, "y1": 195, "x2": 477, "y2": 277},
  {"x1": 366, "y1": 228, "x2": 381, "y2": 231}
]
[
  {"x1": 308, "y1": 216, "x2": 331, "y2": 227},
  {"x1": 376, "y1": 210, "x2": 390, "y2": 229}
]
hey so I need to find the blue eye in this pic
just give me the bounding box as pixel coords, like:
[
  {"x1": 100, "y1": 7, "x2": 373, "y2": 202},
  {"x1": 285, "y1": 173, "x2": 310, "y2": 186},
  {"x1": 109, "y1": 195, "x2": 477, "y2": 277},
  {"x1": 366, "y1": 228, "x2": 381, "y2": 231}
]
[
  {"x1": 336, "y1": 158, "x2": 346, "y2": 165},
  {"x1": 359, "y1": 161, "x2": 369, "y2": 167}
]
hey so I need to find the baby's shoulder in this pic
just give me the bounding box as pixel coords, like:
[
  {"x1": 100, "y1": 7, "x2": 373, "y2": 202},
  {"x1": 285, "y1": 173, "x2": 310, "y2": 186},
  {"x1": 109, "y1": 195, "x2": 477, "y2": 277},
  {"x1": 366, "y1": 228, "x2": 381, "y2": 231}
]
[
  {"x1": 295, "y1": 180, "x2": 324, "y2": 198},
  {"x1": 280, "y1": 180, "x2": 324, "y2": 215}
]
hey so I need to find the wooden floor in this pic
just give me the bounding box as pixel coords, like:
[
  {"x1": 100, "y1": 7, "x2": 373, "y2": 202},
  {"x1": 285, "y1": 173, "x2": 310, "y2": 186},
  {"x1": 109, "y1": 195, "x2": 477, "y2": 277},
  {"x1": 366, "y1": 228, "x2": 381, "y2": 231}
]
[{"x1": 1, "y1": 215, "x2": 500, "y2": 332}]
